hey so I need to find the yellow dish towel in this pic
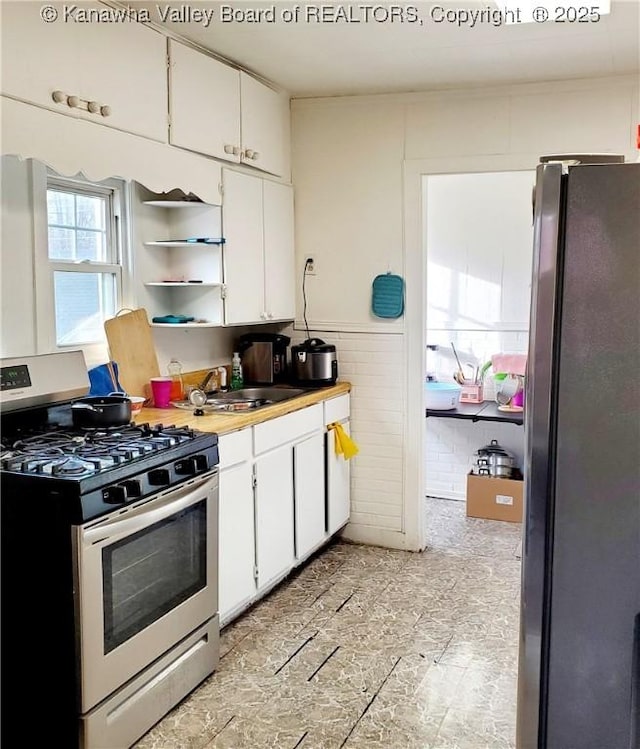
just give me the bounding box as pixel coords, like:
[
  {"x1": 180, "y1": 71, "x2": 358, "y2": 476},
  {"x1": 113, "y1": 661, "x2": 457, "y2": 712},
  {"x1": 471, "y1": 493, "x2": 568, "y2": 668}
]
[{"x1": 328, "y1": 422, "x2": 359, "y2": 459}]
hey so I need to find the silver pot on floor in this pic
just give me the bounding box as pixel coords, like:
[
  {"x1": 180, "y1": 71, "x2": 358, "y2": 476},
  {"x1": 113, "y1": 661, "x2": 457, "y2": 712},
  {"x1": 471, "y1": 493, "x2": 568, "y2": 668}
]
[{"x1": 475, "y1": 439, "x2": 518, "y2": 478}]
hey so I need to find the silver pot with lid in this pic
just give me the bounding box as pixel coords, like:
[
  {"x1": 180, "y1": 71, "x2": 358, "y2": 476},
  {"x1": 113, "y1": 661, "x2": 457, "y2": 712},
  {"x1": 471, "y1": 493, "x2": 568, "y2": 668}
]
[{"x1": 475, "y1": 439, "x2": 518, "y2": 478}]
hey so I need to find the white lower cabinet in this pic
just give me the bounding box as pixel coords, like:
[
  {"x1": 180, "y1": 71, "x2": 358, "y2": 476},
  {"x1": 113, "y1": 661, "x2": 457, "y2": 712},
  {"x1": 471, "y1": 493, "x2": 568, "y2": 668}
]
[
  {"x1": 218, "y1": 461, "x2": 255, "y2": 623},
  {"x1": 326, "y1": 420, "x2": 351, "y2": 535},
  {"x1": 217, "y1": 396, "x2": 351, "y2": 626},
  {"x1": 218, "y1": 431, "x2": 256, "y2": 624},
  {"x1": 294, "y1": 432, "x2": 326, "y2": 562},
  {"x1": 325, "y1": 394, "x2": 352, "y2": 535},
  {"x1": 255, "y1": 446, "x2": 295, "y2": 591}
]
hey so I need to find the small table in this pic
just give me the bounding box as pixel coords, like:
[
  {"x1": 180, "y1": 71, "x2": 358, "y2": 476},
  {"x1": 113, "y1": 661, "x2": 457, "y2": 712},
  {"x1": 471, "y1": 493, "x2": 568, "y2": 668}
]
[{"x1": 426, "y1": 401, "x2": 524, "y2": 426}]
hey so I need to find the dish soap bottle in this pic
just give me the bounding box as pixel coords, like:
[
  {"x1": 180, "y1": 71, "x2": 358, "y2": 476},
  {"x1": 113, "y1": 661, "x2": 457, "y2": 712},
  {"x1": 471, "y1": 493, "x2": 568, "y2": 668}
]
[
  {"x1": 167, "y1": 358, "x2": 184, "y2": 401},
  {"x1": 230, "y1": 352, "x2": 243, "y2": 391}
]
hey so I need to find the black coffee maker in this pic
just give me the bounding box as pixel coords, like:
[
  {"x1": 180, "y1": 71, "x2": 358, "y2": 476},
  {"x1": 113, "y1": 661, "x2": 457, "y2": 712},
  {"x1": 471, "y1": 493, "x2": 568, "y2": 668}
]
[{"x1": 237, "y1": 333, "x2": 291, "y2": 385}]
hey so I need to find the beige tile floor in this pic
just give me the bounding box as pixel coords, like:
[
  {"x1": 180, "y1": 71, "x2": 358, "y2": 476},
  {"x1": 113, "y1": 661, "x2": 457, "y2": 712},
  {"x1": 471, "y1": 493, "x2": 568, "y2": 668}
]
[{"x1": 135, "y1": 497, "x2": 523, "y2": 749}]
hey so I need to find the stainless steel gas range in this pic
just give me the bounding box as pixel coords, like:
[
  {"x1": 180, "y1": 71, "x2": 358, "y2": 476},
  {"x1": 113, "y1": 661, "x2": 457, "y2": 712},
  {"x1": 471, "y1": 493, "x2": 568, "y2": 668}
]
[{"x1": 0, "y1": 351, "x2": 220, "y2": 749}]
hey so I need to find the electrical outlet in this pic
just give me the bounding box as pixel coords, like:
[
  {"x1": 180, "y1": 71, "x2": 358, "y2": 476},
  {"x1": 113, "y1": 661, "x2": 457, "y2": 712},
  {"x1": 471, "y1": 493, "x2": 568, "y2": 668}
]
[{"x1": 306, "y1": 258, "x2": 316, "y2": 275}]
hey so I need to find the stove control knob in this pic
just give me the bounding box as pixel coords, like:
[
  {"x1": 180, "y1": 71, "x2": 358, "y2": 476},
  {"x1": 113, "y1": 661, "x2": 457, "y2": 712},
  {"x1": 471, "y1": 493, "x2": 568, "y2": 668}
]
[
  {"x1": 194, "y1": 454, "x2": 208, "y2": 472},
  {"x1": 174, "y1": 457, "x2": 197, "y2": 476},
  {"x1": 148, "y1": 468, "x2": 171, "y2": 486},
  {"x1": 121, "y1": 479, "x2": 142, "y2": 498},
  {"x1": 103, "y1": 485, "x2": 127, "y2": 504}
]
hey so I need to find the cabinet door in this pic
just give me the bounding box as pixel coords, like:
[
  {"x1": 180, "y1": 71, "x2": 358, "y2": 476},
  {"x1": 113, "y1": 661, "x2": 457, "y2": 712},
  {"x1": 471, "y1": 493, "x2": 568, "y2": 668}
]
[
  {"x1": 218, "y1": 461, "x2": 256, "y2": 623},
  {"x1": 222, "y1": 170, "x2": 265, "y2": 324},
  {"x1": 1, "y1": 3, "x2": 168, "y2": 143},
  {"x1": 326, "y1": 421, "x2": 351, "y2": 534},
  {"x1": 78, "y1": 18, "x2": 168, "y2": 142},
  {"x1": 255, "y1": 446, "x2": 295, "y2": 590},
  {"x1": 1, "y1": 3, "x2": 80, "y2": 113},
  {"x1": 240, "y1": 72, "x2": 287, "y2": 177},
  {"x1": 263, "y1": 180, "x2": 296, "y2": 322},
  {"x1": 169, "y1": 40, "x2": 241, "y2": 161},
  {"x1": 294, "y1": 433, "x2": 326, "y2": 562}
]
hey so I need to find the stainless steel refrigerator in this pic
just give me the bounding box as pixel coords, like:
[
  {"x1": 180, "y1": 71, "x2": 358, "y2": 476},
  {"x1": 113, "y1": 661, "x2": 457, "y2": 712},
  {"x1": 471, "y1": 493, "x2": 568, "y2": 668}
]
[{"x1": 517, "y1": 158, "x2": 640, "y2": 749}]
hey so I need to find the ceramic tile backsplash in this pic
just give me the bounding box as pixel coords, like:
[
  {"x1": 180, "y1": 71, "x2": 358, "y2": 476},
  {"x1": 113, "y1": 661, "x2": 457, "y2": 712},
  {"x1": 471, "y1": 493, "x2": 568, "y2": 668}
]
[{"x1": 290, "y1": 329, "x2": 405, "y2": 534}]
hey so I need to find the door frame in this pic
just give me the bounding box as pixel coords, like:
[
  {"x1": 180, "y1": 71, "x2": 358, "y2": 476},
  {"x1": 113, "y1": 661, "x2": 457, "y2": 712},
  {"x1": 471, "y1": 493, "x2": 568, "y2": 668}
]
[{"x1": 402, "y1": 153, "x2": 543, "y2": 550}]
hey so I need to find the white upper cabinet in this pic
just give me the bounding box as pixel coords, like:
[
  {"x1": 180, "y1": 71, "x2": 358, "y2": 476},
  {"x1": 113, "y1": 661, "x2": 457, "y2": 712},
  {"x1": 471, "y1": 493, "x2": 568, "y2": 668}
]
[
  {"x1": 169, "y1": 40, "x2": 241, "y2": 163},
  {"x1": 222, "y1": 169, "x2": 265, "y2": 324},
  {"x1": 263, "y1": 179, "x2": 296, "y2": 322},
  {"x1": 222, "y1": 169, "x2": 295, "y2": 325},
  {"x1": 1, "y1": 2, "x2": 168, "y2": 143},
  {"x1": 168, "y1": 40, "x2": 288, "y2": 177},
  {"x1": 76, "y1": 17, "x2": 168, "y2": 143},
  {"x1": 239, "y1": 72, "x2": 287, "y2": 178}
]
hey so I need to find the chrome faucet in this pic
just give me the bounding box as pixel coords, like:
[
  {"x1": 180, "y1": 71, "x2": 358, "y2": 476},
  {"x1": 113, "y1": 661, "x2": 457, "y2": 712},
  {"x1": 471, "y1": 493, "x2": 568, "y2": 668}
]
[{"x1": 197, "y1": 370, "x2": 217, "y2": 392}]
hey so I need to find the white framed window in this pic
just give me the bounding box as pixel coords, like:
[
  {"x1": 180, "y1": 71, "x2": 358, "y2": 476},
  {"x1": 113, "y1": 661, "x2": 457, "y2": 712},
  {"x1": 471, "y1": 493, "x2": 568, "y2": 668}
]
[{"x1": 32, "y1": 165, "x2": 132, "y2": 367}]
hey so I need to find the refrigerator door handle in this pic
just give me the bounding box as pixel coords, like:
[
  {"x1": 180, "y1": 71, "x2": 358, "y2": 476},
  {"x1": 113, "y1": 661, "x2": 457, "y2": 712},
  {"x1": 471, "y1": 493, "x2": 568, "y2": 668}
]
[{"x1": 632, "y1": 613, "x2": 639, "y2": 749}]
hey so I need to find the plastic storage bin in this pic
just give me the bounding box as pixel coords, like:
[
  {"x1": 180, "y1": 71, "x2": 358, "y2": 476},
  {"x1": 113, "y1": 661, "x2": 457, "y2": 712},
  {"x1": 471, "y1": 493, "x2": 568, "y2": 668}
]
[{"x1": 425, "y1": 381, "x2": 462, "y2": 410}]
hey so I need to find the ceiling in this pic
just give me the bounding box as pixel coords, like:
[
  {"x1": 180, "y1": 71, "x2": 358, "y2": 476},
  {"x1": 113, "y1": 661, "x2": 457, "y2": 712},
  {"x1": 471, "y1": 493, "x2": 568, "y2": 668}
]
[{"x1": 129, "y1": 1, "x2": 640, "y2": 97}]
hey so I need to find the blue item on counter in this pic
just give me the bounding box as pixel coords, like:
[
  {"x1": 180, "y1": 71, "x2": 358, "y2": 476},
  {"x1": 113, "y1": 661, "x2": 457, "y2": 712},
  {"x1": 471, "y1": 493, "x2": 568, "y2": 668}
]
[{"x1": 88, "y1": 361, "x2": 124, "y2": 396}]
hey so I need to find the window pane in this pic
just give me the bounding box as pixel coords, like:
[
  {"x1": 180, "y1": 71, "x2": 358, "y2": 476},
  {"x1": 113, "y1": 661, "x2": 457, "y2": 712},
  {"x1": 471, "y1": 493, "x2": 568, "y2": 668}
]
[
  {"x1": 53, "y1": 271, "x2": 116, "y2": 345},
  {"x1": 47, "y1": 190, "x2": 75, "y2": 227},
  {"x1": 48, "y1": 226, "x2": 76, "y2": 260},
  {"x1": 76, "y1": 230, "x2": 105, "y2": 261},
  {"x1": 76, "y1": 194, "x2": 106, "y2": 231}
]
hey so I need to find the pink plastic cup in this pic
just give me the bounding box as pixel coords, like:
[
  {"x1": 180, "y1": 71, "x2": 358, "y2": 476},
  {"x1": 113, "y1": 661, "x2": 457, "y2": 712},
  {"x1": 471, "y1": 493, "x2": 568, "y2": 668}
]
[{"x1": 150, "y1": 377, "x2": 172, "y2": 408}]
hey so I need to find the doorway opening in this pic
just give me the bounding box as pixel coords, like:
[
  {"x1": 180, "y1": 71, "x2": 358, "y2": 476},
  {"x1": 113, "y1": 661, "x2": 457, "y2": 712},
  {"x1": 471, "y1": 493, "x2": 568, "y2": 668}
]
[{"x1": 423, "y1": 169, "x2": 534, "y2": 528}]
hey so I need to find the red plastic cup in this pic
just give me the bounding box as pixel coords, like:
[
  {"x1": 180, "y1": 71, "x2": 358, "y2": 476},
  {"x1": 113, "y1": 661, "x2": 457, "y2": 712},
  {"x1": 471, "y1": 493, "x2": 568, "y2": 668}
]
[{"x1": 150, "y1": 377, "x2": 172, "y2": 408}]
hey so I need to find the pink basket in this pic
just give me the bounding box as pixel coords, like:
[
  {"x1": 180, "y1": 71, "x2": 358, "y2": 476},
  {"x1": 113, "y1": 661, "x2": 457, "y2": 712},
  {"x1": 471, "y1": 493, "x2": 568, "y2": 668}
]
[
  {"x1": 491, "y1": 353, "x2": 527, "y2": 376},
  {"x1": 460, "y1": 384, "x2": 484, "y2": 404}
]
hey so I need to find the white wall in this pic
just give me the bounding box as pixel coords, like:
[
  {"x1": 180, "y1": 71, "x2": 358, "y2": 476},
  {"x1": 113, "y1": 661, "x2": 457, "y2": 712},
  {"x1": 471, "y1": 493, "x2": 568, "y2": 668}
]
[
  {"x1": 425, "y1": 171, "x2": 535, "y2": 331},
  {"x1": 291, "y1": 74, "x2": 639, "y2": 549},
  {"x1": 291, "y1": 100, "x2": 405, "y2": 331},
  {"x1": 1, "y1": 156, "x2": 37, "y2": 357}
]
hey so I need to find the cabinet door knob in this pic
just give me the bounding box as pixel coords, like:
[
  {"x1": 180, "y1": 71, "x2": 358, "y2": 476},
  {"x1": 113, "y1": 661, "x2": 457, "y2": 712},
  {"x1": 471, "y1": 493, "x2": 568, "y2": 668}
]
[
  {"x1": 100, "y1": 104, "x2": 112, "y2": 117},
  {"x1": 232, "y1": 146, "x2": 241, "y2": 156},
  {"x1": 224, "y1": 144, "x2": 234, "y2": 155},
  {"x1": 260, "y1": 312, "x2": 266, "y2": 320},
  {"x1": 52, "y1": 90, "x2": 67, "y2": 104},
  {"x1": 244, "y1": 149, "x2": 255, "y2": 159},
  {"x1": 67, "y1": 95, "x2": 81, "y2": 109},
  {"x1": 267, "y1": 311, "x2": 274, "y2": 319},
  {"x1": 87, "y1": 101, "x2": 101, "y2": 114}
]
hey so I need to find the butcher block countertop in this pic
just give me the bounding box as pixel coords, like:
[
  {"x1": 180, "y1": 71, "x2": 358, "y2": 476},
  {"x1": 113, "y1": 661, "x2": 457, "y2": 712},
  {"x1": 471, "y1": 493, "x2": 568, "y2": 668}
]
[{"x1": 133, "y1": 382, "x2": 351, "y2": 436}]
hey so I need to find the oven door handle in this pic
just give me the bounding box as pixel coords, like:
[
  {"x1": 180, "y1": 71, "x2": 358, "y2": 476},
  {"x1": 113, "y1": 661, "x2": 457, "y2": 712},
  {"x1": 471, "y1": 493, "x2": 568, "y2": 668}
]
[{"x1": 82, "y1": 472, "x2": 217, "y2": 546}]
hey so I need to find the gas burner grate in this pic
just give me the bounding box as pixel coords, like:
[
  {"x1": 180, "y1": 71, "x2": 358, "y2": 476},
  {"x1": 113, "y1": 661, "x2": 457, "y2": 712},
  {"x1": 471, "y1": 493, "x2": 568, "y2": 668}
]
[{"x1": 1, "y1": 422, "x2": 203, "y2": 477}]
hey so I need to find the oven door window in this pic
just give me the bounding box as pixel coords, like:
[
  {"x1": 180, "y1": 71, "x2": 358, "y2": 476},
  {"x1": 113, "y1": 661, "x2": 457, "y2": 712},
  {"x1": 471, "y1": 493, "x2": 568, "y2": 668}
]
[{"x1": 102, "y1": 499, "x2": 206, "y2": 654}]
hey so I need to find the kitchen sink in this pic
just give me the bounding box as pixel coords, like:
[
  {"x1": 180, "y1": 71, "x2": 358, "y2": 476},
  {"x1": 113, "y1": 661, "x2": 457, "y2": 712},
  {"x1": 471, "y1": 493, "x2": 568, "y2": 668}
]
[
  {"x1": 206, "y1": 387, "x2": 311, "y2": 403},
  {"x1": 173, "y1": 386, "x2": 314, "y2": 414}
]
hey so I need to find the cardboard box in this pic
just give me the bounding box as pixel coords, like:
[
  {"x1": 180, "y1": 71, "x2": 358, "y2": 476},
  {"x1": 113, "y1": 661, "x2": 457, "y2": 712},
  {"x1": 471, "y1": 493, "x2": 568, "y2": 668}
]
[{"x1": 466, "y1": 473, "x2": 523, "y2": 523}]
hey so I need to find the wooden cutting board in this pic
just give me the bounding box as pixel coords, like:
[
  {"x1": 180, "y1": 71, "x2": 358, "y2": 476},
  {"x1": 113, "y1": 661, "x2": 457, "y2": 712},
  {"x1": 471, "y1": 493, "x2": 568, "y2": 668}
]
[{"x1": 104, "y1": 308, "x2": 160, "y2": 399}]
